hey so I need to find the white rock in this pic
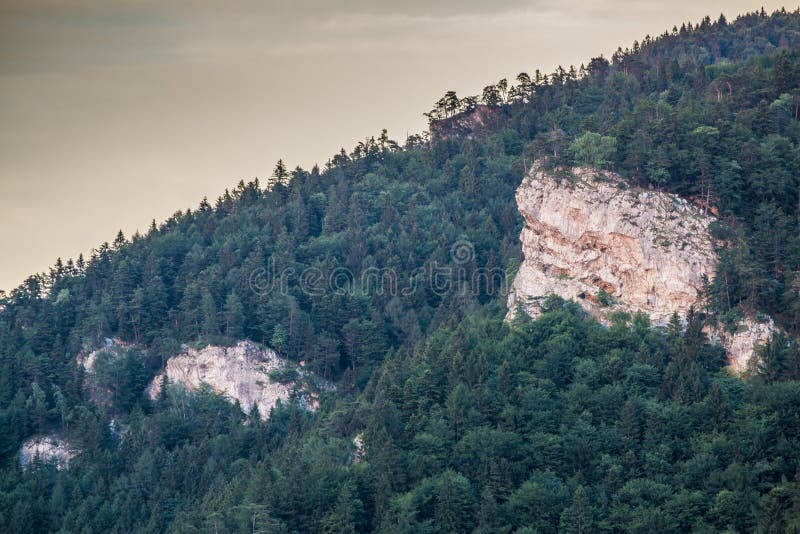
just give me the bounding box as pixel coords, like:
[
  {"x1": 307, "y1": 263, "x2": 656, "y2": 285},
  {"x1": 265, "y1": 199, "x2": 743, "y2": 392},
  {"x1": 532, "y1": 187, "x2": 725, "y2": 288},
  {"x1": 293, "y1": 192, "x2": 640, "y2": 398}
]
[
  {"x1": 508, "y1": 166, "x2": 777, "y2": 369},
  {"x1": 76, "y1": 337, "x2": 132, "y2": 372},
  {"x1": 147, "y1": 340, "x2": 322, "y2": 419},
  {"x1": 19, "y1": 435, "x2": 74, "y2": 470},
  {"x1": 351, "y1": 432, "x2": 365, "y2": 464},
  {"x1": 708, "y1": 317, "x2": 777, "y2": 373}
]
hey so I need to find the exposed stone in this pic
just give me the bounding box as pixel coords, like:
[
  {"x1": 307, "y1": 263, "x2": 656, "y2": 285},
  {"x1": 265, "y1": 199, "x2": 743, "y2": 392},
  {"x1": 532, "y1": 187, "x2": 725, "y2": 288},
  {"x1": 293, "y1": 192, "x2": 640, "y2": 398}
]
[
  {"x1": 708, "y1": 317, "x2": 777, "y2": 373},
  {"x1": 508, "y1": 166, "x2": 717, "y2": 323},
  {"x1": 431, "y1": 105, "x2": 500, "y2": 140},
  {"x1": 350, "y1": 432, "x2": 365, "y2": 465},
  {"x1": 77, "y1": 337, "x2": 133, "y2": 373},
  {"x1": 147, "y1": 340, "x2": 327, "y2": 419},
  {"x1": 507, "y1": 166, "x2": 776, "y2": 369},
  {"x1": 19, "y1": 435, "x2": 74, "y2": 470}
]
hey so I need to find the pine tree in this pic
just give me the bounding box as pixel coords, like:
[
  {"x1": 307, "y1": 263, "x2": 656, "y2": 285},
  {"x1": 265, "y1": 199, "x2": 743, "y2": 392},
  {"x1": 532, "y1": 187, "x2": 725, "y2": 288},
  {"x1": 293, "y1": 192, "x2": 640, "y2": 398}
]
[
  {"x1": 752, "y1": 333, "x2": 788, "y2": 383},
  {"x1": 270, "y1": 159, "x2": 289, "y2": 189},
  {"x1": 270, "y1": 324, "x2": 288, "y2": 355},
  {"x1": 560, "y1": 485, "x2": 595, "y2": 534},
  {"x1": 321, "y1": 482, "x2": 363, "y2": 534},
  {"x1": 156, "y1": 374, "x2": 168, "y2": 406},
  {"x1": 434, "y1": 471, "x2": 476, "y2": 534},
  {"x1": 481, "y1": 85, "x2": 501, "y2": 107},
  {"x1": 475, "y1": 485, "x2": 498, "y2": 533},
  {"x1": 200, "y1": 290, "x2": 219, "y2": 338},
  {"x1": 223, "y1": 291, "x2": 245, "y2": 340},
  {"x1": 706, "y1": 382, "x2": 731, "y2": 427}
]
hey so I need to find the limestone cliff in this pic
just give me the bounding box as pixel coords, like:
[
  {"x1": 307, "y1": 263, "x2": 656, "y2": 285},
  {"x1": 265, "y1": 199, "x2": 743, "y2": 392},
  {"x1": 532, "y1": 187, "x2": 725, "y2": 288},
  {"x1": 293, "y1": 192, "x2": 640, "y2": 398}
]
[
  {"x1": 19, "y1": 435, "x2": 74, "y2": 470},
  {"x1": 709, "y1": 317, "x2": 777, "y2": 372},
  {"x1": 507, "y1": 166, "x2": 775, "y2": 371},
  {"x1": 147, "y1": 340, "x2": 327, "y2": 418},
  {"x1": 350, "y1": 433, "x2": 365, "y2": 465}
]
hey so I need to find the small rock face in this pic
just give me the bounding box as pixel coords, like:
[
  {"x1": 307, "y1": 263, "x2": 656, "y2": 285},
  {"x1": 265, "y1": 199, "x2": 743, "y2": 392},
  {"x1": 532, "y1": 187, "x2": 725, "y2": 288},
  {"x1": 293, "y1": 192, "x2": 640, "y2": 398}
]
[
  {"x1": 77, "y1": 337, "x2": 133, "y2": 372},
  {"x1": 508, "y1": 166, "x2": 776, "y2": 369},
  {"x1": 708, "y1": 317, "x2": 777, "y2": 373},
  {"x1": 20, "y1": 435, "x2": 74, "y2": 470},
  {"x1": 147, "y1": 341, "x2": 321, "y2": 419},
  {"x1": 350, "y1": 433, "x2": 365, "y2": 465}
]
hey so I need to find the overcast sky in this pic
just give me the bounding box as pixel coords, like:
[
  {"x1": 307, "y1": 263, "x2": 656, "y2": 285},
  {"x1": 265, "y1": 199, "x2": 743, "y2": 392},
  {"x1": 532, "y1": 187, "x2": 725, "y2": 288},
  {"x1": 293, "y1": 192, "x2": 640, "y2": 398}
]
[{"x1": 0, "y1": 1, "x2": 792, "y2": 292}]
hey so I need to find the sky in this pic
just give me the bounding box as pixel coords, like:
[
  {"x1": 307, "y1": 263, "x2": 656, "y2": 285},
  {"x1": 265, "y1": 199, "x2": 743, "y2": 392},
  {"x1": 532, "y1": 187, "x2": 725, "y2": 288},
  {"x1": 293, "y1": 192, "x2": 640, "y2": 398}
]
[{"x1": 0, "y1": 0, "x2": 792, "y2": 292}]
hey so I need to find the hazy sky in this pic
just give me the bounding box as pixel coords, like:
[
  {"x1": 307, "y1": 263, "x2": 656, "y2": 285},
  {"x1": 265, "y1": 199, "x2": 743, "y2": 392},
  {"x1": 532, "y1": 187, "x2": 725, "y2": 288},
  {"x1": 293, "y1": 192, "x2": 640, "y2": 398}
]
[{"x1": 0, "y1": 1, "x2": 791, "y2": 291}]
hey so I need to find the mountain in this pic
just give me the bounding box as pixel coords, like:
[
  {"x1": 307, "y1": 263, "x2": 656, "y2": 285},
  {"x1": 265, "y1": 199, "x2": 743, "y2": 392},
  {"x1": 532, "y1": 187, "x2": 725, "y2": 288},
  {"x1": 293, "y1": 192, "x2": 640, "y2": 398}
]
[{"x1": 1, "y1": 8, "x2": 800, "y2": 533}]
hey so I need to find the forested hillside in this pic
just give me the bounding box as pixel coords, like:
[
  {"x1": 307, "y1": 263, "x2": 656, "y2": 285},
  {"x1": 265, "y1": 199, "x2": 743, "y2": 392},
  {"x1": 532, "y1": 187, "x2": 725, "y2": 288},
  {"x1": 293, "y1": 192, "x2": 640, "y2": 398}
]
[{"x1": 1, "y1": 8, "x2": 800, "y2": 533}]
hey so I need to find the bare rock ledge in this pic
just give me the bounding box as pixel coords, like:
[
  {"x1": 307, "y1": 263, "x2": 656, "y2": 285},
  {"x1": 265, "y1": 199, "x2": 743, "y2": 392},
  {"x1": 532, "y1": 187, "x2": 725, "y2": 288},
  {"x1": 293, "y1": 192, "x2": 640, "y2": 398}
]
[
  {"x1": 146, "y1": 340, "x2": 325, "y2": 418},
  {"x1": 19, "y1": 435, "x2": 74, "y2": 470}
]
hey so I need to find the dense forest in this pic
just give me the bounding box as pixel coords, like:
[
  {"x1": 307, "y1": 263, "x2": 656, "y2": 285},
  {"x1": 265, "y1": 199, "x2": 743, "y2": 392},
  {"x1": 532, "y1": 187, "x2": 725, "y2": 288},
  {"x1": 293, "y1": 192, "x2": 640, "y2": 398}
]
[{"x1": 1, "y1": 8, "x2": 800, "y2": 533}]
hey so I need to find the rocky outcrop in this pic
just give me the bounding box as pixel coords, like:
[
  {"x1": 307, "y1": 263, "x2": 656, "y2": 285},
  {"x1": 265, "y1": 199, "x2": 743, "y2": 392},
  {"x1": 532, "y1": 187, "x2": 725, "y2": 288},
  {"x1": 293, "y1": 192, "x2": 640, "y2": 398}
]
[
  {"x1": 77, "y1": 337, "x2": 133, "y2": 372},
  {"x1": 507, "y1": 166, "x2": 776, "y2": 369},
  {"x1": 709, "y1": 317, "x2": 777, "y2": 373},
  {"x1": 508, "y1": 167, "x2": 717, "y2": 323},
  {"x1": 350, "y1": 433, "x2": 365, "y2": 465},
  {"x1": 431, "y1": 105, "x2": 500, "y2": 140},
  {"x1": 147, "y1": 341, "x2": 326, "y2": 419},
  {"x1": 19, "y1": 435, "x2": 74, "y2": 470}
]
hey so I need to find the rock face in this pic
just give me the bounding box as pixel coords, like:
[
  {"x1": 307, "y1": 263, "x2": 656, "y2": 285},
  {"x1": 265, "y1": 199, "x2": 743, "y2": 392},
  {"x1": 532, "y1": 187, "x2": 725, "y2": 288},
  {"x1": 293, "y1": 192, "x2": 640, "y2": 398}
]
[
  {"x1": 350, "y1": 433, "x2": 365, "y2": 465},
  {"x1": 147, "y1": 341, "x2": 324, "y2": 418},
  {"x1": 709, "y1": 317, "x2": 777, "y2": 372},
  {"x1": 19, "y1": 435, "x2": 74, "y2": 470},
  {"x1": 508, "y1": 167, "x2": 717, "y2": 323},
  {"x1": 77, "y1": 337, "x2": 133, "y2": 372},
  {"x1": 508, "y1": 166, "x2": 775, "y2": 370}
]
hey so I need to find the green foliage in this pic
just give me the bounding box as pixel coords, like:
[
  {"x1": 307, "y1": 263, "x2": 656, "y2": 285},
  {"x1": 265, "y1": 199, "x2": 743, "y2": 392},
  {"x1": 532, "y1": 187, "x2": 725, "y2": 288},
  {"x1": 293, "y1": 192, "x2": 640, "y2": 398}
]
[
  {"x1": 567, "y1": 131, "x2": 618, "y2": 168},
  {"x1": 268, "y1": 366, "x2": 299, "y2": 384},
  {"x1": 596, "y1": 289, "x2": 614, "y2": 307}
]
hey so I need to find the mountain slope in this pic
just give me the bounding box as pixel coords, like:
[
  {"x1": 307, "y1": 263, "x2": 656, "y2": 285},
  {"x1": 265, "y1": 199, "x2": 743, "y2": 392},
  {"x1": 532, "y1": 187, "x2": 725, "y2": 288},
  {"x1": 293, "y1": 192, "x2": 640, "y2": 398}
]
[{"x1": 1, "y1": 8, "x2": 800, "y2": 533}]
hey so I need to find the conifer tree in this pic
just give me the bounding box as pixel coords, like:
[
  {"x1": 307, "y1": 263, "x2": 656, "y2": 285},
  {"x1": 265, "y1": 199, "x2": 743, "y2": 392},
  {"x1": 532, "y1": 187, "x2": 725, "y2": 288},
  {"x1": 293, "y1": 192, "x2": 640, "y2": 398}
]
[
  {"x1": 200, "y1": 290, "x2": 219, "y2": 338},
  {"x1": 223, "y1": 291, "x2": 245, "y2": 340},
  {"x1": 560, "y1": 485, "x2": 594, "y2": 534}
]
